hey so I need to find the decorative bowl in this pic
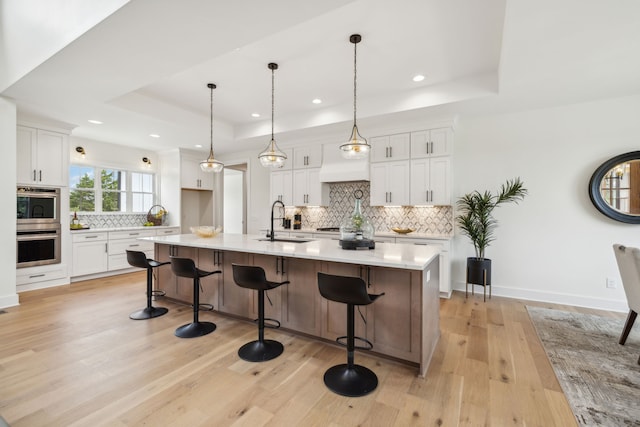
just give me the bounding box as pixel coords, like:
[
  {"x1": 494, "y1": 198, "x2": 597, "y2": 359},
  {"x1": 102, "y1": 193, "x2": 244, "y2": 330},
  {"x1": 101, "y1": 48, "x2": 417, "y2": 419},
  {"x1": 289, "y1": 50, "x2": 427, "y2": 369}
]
[
  {"x1": 391, "y1": 227, "x2": 414, "y2": 234},
  {"x1": 190, "y1": 226, "x2": 219, "y2": 238}
]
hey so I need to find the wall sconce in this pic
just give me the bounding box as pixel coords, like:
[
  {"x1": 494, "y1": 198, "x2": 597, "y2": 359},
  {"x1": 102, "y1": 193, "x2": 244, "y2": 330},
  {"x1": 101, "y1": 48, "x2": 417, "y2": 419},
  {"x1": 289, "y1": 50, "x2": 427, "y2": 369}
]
[
  {"x1": 75, "y1": 146, "x2": 86, "y2": 158},
  {"x1": 142, "y1": 157, "x2": 152, "y2": 168}
]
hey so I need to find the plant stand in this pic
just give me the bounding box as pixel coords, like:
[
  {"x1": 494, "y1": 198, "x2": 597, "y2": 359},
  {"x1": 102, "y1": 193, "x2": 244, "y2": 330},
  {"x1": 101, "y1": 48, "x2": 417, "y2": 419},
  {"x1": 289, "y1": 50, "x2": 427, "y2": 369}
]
[{"x1": 465, "y1": 257, "x2": 492, "y2": 302}]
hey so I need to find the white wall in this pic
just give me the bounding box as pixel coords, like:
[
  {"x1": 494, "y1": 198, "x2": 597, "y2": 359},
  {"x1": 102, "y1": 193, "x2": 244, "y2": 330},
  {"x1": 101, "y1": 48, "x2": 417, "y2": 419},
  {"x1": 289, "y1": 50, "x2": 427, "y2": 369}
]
[
  {"x1": 452, "y1": 94, "x2": 640, "y2": 311},
  {"x1": 223, "y1": 168, "x2": 243, "y2": 233},
  {"x1": 0, "y1": 97, "x2": 19, "y2": 308}
]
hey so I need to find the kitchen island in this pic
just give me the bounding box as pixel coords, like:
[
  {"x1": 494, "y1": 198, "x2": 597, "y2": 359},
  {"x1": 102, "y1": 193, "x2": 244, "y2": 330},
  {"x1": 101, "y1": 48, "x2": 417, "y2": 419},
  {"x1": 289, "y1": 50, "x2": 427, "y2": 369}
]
[{"x1": 143, "y1": 233, "x2": 440, "y2": 376}]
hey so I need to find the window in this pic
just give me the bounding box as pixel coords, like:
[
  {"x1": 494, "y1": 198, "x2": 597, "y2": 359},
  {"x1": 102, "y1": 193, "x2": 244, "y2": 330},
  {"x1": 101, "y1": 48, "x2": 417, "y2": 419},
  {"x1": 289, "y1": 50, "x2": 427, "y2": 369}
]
[{"x1": 70, "y1": 165, "x2": 154, "y2": 213}]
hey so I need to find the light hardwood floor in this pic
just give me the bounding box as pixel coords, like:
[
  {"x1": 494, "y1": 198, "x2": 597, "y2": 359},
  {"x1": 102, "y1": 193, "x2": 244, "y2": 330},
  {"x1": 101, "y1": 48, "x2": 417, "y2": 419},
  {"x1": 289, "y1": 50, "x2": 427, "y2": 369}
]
[{"x1": 0, "y1": 272, "x2": 625, "y2": 426}]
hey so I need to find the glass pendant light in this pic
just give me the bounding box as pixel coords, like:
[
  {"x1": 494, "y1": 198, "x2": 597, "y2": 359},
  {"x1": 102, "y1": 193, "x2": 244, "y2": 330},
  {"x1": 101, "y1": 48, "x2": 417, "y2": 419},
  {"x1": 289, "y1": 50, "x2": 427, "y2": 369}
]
[
  {"x1": 200, "y1": 83, "x2": 224, "y2": 173},
  {"x1": 259, "y1": 63, "x2": 287, "y2": 168},
  {"x1": 340, "y1": 34, "x2": 370, "y2": 160}
]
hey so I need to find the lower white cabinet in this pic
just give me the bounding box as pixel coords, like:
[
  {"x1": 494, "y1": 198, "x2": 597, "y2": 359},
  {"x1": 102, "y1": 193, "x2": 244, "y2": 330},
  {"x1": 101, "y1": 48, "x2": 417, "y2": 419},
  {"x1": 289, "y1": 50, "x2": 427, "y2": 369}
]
[
  {"x1": 292, "y1": 168, "x2": 328, "y2": 206},
  {"x1": 410, "y1": 157, "x2": 451, "y2": 205},
  {"x1": 270, "y1": 170, "x2": 293, "y2": 205},
  {"x1": 71, "y1": 227, "x2": 180, "y2": 278},
  {"x1": 370, "y1": 161, "x2": 411, "y2": 206},
  {"x1": 72, "y1": 232, "x2": 108, "y2": 276}
]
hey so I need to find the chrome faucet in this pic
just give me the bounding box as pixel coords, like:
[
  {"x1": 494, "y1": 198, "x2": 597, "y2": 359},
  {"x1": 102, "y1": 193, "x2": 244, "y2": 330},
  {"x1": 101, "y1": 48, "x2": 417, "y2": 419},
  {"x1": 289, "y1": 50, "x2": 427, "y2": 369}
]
[{"x1": 268, "y1": 200, "x2": 285, "y2": 241}]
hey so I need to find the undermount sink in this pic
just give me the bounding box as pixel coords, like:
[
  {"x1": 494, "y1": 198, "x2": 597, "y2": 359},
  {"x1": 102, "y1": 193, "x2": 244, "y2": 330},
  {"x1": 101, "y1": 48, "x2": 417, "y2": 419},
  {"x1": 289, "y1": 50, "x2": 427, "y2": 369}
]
[{"x1": 256, "y1": 237, "x2": 314, "y2": 243}]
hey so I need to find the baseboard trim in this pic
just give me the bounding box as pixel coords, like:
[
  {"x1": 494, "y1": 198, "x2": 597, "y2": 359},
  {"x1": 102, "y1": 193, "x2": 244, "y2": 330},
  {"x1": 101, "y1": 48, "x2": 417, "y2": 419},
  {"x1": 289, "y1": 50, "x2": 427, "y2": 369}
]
[
  {"x1": 0, "y1": 293, "x2": 20, "y2": 309},
  {"x1": 452, "y1": 282, "x2": 628, "y2": 312}
]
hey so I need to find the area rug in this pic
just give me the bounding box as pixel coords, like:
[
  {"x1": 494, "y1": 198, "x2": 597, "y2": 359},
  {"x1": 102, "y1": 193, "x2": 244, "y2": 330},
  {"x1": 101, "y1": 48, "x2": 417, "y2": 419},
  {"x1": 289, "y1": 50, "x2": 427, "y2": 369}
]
[{"x1": 526, "y1": 306, "x2": 640, "y2": 426}]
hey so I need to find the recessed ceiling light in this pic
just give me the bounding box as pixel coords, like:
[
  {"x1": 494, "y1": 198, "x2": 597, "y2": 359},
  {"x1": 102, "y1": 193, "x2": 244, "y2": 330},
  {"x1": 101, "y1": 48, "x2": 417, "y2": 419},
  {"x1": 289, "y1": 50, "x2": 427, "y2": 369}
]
[
  {"x1": 312, "y1": 98, "x2": 322, "y2": 104},
  {"x1": 88, "y1": 119, "x2": 103, "y2": 124},
  {"x1": 194, "y1": 144, "x2": 203, "y2": 148},
  {"x1": 251, "y1": 113, "x2": 260, "y2": 118},
  {"x1": 149, "y1": 134, "x2": 160, "y2": 138},
  {"x1": 412, "y1": 74, "x2": 425, "y2": 82}
]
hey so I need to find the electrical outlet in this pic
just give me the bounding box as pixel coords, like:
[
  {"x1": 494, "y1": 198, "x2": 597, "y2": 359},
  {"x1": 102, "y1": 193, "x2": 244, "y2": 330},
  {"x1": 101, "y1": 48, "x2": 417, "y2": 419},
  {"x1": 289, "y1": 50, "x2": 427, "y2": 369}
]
[{"x1": 606, "y1": 277, "x2": 616, "y2": 289}]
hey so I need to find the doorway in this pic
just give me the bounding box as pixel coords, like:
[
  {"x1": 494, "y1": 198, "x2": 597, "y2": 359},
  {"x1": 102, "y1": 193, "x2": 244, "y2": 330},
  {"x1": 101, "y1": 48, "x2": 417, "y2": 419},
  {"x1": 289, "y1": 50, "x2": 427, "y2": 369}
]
[{"x1": 223, "y1": 164, "x2": 247, "y2": 234}]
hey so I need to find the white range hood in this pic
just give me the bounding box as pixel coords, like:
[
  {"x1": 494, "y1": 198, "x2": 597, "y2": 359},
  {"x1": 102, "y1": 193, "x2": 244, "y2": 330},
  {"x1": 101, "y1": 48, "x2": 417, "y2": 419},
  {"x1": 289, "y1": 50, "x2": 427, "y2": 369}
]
[{"x1": 318, "y1": 142, "x2": 370, "y2": 182}]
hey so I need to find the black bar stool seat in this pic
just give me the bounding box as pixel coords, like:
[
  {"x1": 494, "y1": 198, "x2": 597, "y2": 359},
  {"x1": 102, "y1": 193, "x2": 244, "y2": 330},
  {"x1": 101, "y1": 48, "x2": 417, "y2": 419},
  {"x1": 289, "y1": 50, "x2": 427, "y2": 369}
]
[
  {"x1": 317, "y1": 272, "x2": 384, "y2": 397},
  {"x1": 170, "y1": 257, "x2": 221, "y2": 338},
  {"x1": 232, "y1": 264, "x2": 289, "y2": 362},
  {"x1": 126, "y1": 250, "x2": 170, "y2": 320}
]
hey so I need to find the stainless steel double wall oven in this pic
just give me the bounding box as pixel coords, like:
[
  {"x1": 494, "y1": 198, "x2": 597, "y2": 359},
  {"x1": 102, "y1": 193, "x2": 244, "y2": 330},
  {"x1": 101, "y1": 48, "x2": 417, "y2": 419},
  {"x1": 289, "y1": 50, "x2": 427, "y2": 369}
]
[{"x1": 17, "y1": 187, "x2": 61, "y2": 268}]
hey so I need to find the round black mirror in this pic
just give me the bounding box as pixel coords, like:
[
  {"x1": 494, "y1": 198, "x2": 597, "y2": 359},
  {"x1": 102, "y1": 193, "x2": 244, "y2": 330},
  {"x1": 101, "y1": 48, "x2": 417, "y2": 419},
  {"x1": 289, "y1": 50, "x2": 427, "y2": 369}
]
[{"x1": 589, "y1": 151, "x2": 640, "y2": 223}]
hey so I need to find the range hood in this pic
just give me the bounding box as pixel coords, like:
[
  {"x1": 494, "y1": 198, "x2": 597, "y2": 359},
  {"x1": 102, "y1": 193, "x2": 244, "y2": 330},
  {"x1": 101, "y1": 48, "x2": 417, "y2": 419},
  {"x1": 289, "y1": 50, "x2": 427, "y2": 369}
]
[{"x1": 318, "y1": 142, "x2": 370, "y2": 182}]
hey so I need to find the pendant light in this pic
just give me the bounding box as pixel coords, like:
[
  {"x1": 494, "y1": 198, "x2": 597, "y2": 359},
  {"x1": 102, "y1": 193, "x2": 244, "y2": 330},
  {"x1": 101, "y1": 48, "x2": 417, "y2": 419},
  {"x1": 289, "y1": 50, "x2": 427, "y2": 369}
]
[
  {"x1": 340, "y1": 34, "x2": 370, "y2": 160},
  {"x1": 258, "y1": 63, "x2": 287, "y2": 168},
  {"x1": 200, "y1": 83, "x2": 224, "y2": 173}
]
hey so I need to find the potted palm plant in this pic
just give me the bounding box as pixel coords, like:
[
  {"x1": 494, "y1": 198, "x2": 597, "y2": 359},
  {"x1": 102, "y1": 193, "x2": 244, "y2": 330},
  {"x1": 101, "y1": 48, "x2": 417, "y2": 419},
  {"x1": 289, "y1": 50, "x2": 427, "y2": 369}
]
[{"x1": 456, "y1": 178, "x2": 527, "y2": 297}]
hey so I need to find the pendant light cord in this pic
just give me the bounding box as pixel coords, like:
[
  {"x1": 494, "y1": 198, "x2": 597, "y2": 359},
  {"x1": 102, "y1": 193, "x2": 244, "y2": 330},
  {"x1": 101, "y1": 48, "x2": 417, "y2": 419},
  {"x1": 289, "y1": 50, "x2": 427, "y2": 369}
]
[
  {"x1": 353, "y1": 39, "x2": 357, "y2": 125},
  {"x1": 271, "y1": 66, "x2": 275, "y2": 147},
  {"x1": 209, "y1": 85, "x2": 214, "y2": 157}
]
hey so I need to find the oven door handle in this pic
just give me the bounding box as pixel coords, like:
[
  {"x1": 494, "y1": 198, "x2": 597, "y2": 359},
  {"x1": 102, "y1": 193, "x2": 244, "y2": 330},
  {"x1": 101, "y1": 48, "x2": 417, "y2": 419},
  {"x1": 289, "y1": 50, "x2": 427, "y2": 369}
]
[{"x1": 17, "y1": 233, "x2": 60, "y2": 242}]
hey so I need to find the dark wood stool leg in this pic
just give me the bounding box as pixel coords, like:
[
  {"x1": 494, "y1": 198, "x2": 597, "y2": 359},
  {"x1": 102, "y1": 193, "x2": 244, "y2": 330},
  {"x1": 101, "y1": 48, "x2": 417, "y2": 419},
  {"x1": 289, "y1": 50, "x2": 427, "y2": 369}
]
[{"x1": 619, "y1": 310, "x2": 637, "y2": 345}]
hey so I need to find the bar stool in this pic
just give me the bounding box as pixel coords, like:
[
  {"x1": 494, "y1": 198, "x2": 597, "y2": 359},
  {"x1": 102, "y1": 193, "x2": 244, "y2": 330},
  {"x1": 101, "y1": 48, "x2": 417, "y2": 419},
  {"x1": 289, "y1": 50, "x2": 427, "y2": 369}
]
[
  {"x1": 232, "y1": 264, "x2": 289, "y2": 362},
  {"x1": 317, "y1": 272, "x2": 384, "y2": 397},
  {"x1": 170, "y1": 257, "x2": 221, "y2": 338},
  {"x1": 126, "y1": 250, "x2": 170, "y2": 320}
]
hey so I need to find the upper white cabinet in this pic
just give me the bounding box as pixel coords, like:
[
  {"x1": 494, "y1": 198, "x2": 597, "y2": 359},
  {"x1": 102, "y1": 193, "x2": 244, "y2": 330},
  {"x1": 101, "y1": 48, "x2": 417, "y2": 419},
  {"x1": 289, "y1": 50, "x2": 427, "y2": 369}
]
[
  {"x1": 293, "y1": 145, "x2": 322, "y2": 169},
  {"x1": 293, "y1": 168, "x2": 328, "y2": 206},
  {"x1": 181, "y1": 156, "x2": 214, "y2": 190},
  {"x1": 17, "y1": 125, "x2": 69, "y2": 186},
  {"x1": 410, "y1": 157, "x2": 451, "y2": 205},
  {"x1": 370, "y1": 133, "x2": 411, "y2": 163},
  {"x1": 270, "y1": 169, "x2": 293, "y2": 206},
  {"x1": 370, "y1": 161, "x2": 410, "y2": 206},
  {"x1": 410, "y1": 128, "x2": 452, "y2": 158}
]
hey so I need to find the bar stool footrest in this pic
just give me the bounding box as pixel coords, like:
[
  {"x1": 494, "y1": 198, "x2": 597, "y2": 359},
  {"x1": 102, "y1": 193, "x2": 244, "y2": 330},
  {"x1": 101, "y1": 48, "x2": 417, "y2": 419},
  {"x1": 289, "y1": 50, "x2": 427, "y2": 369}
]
[
  {"x1": 253, "y1": 317, "x2": 281, "y2": 329},
  {"x1": 197, "y1": 303, "x2": 214, "y2": 312},
  {"x1": 336, "y1": 335, "x2": 373, "y2": 351},
  {"x1": 151, "y1": 289, "x2": 166, "y2": 297}
]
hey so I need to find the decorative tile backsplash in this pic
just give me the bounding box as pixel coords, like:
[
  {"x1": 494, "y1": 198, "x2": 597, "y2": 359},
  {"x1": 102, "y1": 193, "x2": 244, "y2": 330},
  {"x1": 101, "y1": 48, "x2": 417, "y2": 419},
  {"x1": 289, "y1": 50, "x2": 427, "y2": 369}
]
[
  {"x1": 285, "y1": 181, "x2": 453, "y2": 234},
  {"x1": 69, "y1": 213, "x2": 148, "y2": 229}
]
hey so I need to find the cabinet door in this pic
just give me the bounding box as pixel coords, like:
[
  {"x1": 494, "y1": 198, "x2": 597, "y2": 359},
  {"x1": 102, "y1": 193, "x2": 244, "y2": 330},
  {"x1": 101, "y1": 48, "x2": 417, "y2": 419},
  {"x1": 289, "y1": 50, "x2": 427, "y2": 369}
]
[
  {"x1": 218, "y1": 251, "x2": 252, "y2": 317},
  {"x1": 293, "y1": 145, "x2": 322, "y2": 169},
  {"x1": 16, "y1": 126, "x2": 36, "y2": 184},
  {"x1": 367, "y1": 267, "x2": 420, "y2": 362},
  {"x1": 429, "y1": 128, "x2": 452, "y2": 156},
  {"x1": 281, "y1": 258, "x2": 320, "y2": 335},
  {"x1": 249, "y1": 254, "x2": 284, "y2": 323},
  {"x1": 305, "y1": 168, "x2": 328, "y2": 206},
  {"x1": 270, "y1": 170, "x2": 292, "y2": 205},
  {"x1": 429, "y1": 156, "x2": 451, "y2": 205},
  {"x1": 198, "y1": 248, "x2": 221, "y2": 310},
  {"x1": 369, "y1": 163, "x2": 388, "y2": 206},
  {"x1": 387, "y1": 161, "x2": 410, "y2": 205},
  {"x1": 72, "y1": 240, "x2": 108, "y2": 276},
  {"x1": 320, "y1": 263, "x2": 367, "y2": 341},
  {"x1": 292, "y1": 169, "x2": 308, "y2": 206},
  {"x1": 388, "y1": 133, "x2": 410, "y2": 160},
  {"x1": 36, "y1": 130, "x2": 68, "y2": 186},
  {"x1": 370, "y1": 136, "x2": 390, "y2": 163},
  {"x1": 181, "y1": 157, "x2": 214, "y2": 190}
]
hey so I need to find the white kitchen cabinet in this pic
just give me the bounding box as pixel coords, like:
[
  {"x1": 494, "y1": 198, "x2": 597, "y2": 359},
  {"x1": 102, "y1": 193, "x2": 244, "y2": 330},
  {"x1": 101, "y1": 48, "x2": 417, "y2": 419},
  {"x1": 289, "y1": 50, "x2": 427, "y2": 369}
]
[
  {"x1": 410, "y1": 128, "x2": 453, "y2": 158},
  {"x1": 107, "y1": 229, "x2": 156, "y2": 271},
  {"x1": 293, "y1": 145, "x2": 322, "y2": 169},
  {"x1": 270, "y1": 170, "x2": 293, "y2": 205},
  {"x1": 17, "y1": 126, "x2": 69, "y2": 186},
  {"x1": 396, "y1": 237, "x2": 451, "y2": 297},
  {"x1": 370, "y1": 133, "x2": 410, "y2": 163},
  {"x1": 370, "y1": 161, "x2": 410, "y2": 206},
  {"x1": 181, "y1": 156, "x2": 214, "y2": 190},
  {"x1": 410, "y1": 157, "x2": 451, "y2": 205},
  {"x1": 292, "y1": 168, "x2": 328, "y2": 206},
  {"x1": 155, "y1": 226, "x2": 181, "y2": 236},
  {"x1": 72, "y1": 232, "x2": 108, "y2": 276}
]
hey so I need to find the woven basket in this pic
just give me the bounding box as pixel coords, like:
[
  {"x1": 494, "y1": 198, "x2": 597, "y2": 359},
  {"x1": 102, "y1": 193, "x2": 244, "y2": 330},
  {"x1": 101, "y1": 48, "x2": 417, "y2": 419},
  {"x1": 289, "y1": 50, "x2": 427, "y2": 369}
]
[{"x1": 147, "y1": 205, "x2": 167, "y2": 226}]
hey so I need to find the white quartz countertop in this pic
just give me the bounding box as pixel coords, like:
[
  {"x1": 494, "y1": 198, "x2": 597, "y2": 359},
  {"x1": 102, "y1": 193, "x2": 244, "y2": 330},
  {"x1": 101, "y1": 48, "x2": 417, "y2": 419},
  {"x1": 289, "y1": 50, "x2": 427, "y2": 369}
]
[
  {"x1": 272, "y1": 228, "x2": 452, "y2": 240},
  {"x1": 142, "y1": 233, "x2": 440, "y2": 271},
  {"x1": 70, "y1": 225, "x2": 178, "y2": 233}
]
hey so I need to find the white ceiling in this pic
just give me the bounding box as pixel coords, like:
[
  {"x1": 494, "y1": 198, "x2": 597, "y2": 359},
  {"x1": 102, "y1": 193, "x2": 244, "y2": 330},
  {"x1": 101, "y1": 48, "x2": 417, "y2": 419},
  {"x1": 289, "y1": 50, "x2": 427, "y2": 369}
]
[{"x1": 3, "y1": 0, "x2": 640, "y2": 156}]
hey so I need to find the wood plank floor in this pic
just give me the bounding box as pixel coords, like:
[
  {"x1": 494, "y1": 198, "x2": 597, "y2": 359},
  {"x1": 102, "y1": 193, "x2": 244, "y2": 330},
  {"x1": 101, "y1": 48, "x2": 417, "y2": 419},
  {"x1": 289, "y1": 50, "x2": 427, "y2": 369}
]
[{"x1": 0, "y1": 272, "x2": 625, "y2": 426}]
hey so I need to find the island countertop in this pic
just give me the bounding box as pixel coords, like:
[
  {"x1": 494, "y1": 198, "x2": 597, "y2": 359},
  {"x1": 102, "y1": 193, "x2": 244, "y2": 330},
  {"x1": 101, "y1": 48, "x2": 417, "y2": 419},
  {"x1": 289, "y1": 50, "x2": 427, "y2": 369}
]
[{"x1": 141, "y1": 233, "x2": 440, "y2": 270}]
